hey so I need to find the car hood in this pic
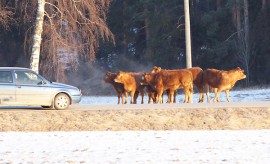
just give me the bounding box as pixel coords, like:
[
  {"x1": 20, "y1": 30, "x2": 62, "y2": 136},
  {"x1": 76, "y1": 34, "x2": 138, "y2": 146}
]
[{"x1": 50, "y1": 82, "x2": 78, "y2": 89}]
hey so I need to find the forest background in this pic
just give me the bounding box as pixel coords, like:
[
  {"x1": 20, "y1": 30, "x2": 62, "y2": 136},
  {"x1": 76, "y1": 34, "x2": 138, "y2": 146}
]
[{"x1": 0, "y1": 0, "x2": 270, "y2": 95}]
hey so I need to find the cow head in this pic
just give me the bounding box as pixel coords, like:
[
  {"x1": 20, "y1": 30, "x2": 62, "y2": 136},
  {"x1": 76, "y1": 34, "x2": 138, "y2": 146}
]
[
  {"x1": 103, "y1": 71, "x2": 116, "y2": 83},
  {"x1": 114, "y1": 71, "x2": 125, "y2": 83},
  {"x1": 151, "y1": 66, "x2": 162, "y2": 73},
  {"x1": 141, "y1": 73, "x2": 156, "y2": 85},
  {"x1": 235, "y1": 67, "x2": 246, "y2": 80},
  {"x1": 140, "y1": 72, "x2": 150, "y2": 85},
  {"x1": 140, "y1": 73, "x2": 146, "y2": 85}
]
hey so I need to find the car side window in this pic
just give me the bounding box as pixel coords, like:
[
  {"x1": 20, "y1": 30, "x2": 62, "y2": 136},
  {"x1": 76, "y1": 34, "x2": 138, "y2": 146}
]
[
  {"x1": 0, "y1": 71, "x2": 13, "y2": 83},
  {"x1": 15, "y1": 71, "x2": 43, "y2": 85}
]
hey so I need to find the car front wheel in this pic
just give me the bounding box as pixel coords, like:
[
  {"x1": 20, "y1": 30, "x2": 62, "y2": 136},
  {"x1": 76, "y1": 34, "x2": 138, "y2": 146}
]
[{"x1": 54, "y1": 93, "x2": 70, "y2": 110}]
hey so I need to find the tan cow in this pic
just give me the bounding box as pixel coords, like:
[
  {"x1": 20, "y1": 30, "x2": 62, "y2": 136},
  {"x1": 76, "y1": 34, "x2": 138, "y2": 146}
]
[
  {"x1": 151, "y1": 66, "x2": 204, "y2": 102},
  {"x1": 202, "y1": 67, "x2": 246, "y2": 102},
  {"x1": 114, "y1": 71, "x2": 145, "y2": 104},
  {"x1": 142, "y1": 70, "x2": 193, "y2": 104}
]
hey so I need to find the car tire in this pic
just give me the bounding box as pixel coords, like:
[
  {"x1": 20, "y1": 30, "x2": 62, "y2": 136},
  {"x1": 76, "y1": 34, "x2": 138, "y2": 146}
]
[{"x1": 54, "y1": 93, "x2": 70, "y2": 110}]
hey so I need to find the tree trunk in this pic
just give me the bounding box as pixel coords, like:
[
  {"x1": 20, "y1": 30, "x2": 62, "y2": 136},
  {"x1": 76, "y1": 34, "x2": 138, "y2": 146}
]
[
  {"x1": 30, "y1": 0, "x2": 45, "y2": 73},
  {"x1": 216, "y1": 0, "x2": 221, "y2": 9},
  {"x1": 262, "y1": 0, "x2": 267, "y2": 10},
  {"x1": 236, "y1": 0, "x2": 241, "y2": 40},
  {"x1": 184, "y1": 0, "x2": 192, "y2": 68},
  {"x1": 122, "y1": 0, "x2": 128, "y2": 55},
  {"x1": 243, "y1": 0, "x2": 250, "y2": 85},
  {"x1": 144, "y1": 7, "x2": 153, "y2": 61}
]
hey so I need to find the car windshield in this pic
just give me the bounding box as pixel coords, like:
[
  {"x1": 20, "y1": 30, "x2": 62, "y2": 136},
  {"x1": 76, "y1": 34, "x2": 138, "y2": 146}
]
[{"x1": 15, "y1": 70, "x2": 44, "y2": 85}]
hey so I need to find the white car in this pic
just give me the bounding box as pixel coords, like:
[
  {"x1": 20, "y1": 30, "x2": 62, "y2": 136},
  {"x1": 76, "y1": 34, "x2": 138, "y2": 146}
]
[{"x1": 0, "y1": 67, "x2": 82, "y2": 109}]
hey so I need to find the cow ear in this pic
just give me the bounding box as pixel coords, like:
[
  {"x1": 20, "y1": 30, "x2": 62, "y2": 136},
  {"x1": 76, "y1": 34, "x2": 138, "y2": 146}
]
[
  {"x1": 236, "y1": 67, "x2": 241, "y2": 70},
  {"x1": 158, "y1": 67, "x2": 162, "y2": 71},
  {"x1": 117, "y1": 71, "x2": 123, "y2": 76}
]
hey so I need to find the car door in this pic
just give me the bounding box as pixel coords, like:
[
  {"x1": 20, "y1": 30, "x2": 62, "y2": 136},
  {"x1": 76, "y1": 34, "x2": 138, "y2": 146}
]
[
  {"x1": 0, "y1": 70, "x2": 16, "y2": 105},
  {"x1": 14, "y1": 70, "x2": 53, "y2": 106}
]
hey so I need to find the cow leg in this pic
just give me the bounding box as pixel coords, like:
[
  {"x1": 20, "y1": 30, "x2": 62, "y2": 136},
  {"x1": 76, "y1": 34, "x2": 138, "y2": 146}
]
[
  {"x1": 141, "y1": 91, "x2": 144, "y2": 104},
  {"x1": 125, "y1": 92, "x2": 128, "y2": 104},
  {"x1": 148, "y1": 92, "x2": 153, "y2": 104},
  {"x1": 173, "y1": 91, "x2": 177, "y2": 103},
  {"x1": 196, "y1": 85, "x2": 204, "y2": 103},
  {"x1": 166, "y1": 89, "x2": 170, "y2": 103},
  {"x1": 121, "y1": 92, "x2": 126, "y2": 104},
  {"x1": 157, "y1": 90, "x2": 163, "y2": 104},
  {"x1": 183, "y1": 92, "x2": 187, "y2": 103},
  {"x1": 225, "y1": 90, "x2": 230, "y2": 102},
  {"x1": 183, "y1": 86, "x2": 193, "y2": 103},
  {"x1": 213, "y1": 89, "x2": 222, "y2": 102},
  {"x1": 214, "y1": 88, "x2": 221, "y2": 102},
  {"x1": 168, "y1": 90, "x2": 175, "y2": 104},
  {"x1": 183, "y1": 88, "x2": 188, "y2": 103},
  {"x1": 133, "y1": 91, "x2": 139, "y2": 104},
  {"x1": 205, "y1": 85, "x2": 211, "y2": 103},
  {"x1": 152, "y1": 91, "x2": 156, "y2": 103},
  {"x1": 130, "y1": 91, "x2": 136, "y2": 104},
  {"x1": 117, "y1": 95, "x2": 120, "y2": 104},
  {"x1": 188, "y1": 84, "x2": 193, "y2": 103}
]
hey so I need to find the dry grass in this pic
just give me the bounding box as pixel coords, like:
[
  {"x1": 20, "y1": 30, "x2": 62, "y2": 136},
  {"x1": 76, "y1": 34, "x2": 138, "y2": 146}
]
[{"x1": 1, "y1": 107, "x2": 270, "y2": 131}]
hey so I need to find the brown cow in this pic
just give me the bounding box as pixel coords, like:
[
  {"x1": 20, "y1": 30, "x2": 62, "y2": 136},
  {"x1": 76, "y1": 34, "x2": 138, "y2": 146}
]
[
  {"x1": 202, "y1": 67, "x2": 246, "y2": 102},
  {"x1": 151, "y1": 66, "x2": 204, "y2": 102},
  {"x1": 142, "y1": 70, "x2": 193, "y2": 104},
  {"x1": 114, "y1": 71, "x2": 145, "y2": 104},
  {"x1": 103, "y1": 71, "x2": 127, "y2": 104},
  {"x1": 140, "y1": 76, "x2": 163, "y2": 104}
]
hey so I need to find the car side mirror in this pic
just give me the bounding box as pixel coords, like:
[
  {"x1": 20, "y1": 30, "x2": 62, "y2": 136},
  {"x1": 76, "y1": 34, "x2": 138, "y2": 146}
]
[{"x1": 38, "y1": 80, "x2": 46, "y2": 85}]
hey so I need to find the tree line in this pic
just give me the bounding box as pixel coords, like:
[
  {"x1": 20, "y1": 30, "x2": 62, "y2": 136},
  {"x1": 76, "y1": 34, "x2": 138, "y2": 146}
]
[
  {"x1": 1, "y1": 0, "x2": 270, "y2": 95},
  {"x1": 97, "y1": 0, "x2": 270, "y2": 87}
]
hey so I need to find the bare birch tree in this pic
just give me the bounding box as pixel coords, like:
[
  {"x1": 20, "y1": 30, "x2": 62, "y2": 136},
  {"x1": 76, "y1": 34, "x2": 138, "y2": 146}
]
[
  {"x1": 30, "y1": 0, "x2": 45, "y2": 73},
  {"x1": 17, "y1": 0, "x2": 114, "y2": 81}
]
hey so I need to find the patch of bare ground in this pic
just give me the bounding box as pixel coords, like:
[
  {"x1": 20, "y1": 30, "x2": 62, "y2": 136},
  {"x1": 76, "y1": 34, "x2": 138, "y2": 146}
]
[{"x1": 0, "y1": 107, "x2": 270, "y2": 131}]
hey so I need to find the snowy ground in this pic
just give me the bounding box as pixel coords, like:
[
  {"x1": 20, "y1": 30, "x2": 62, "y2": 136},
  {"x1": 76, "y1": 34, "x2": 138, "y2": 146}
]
[
  {"x1": 1, "y1": 88, "x2": 270, "y2": 163},
  {"x1": 1, "y1": 131, "x2": 270, "y2": 163},
  {"x1": 80, "y1": 88, "x2": 270, "y2": 105}
]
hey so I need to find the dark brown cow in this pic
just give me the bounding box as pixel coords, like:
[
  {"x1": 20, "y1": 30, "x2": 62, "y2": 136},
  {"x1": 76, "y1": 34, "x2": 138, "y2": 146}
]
[
  {"x1": 202, "y1": 67, "x2": 246, "y2": 102},
  {"x1": 114, "y1": 71, "x2": 145, "y2": 104},
  {"x1": 103, "y1": 71, "x2": 127, "y2": 104},
  {"x1": 142, "y1": 70, "x2": 193, "y2": 104},
  {"x1": 151, "y1": 66, "x2": 204, "y2": 102}
]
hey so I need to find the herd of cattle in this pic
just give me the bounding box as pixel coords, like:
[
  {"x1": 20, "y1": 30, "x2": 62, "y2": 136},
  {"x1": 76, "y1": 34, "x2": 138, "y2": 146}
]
[{"x1": 103, "y1": 66, "x2": 246, "y2": 104}]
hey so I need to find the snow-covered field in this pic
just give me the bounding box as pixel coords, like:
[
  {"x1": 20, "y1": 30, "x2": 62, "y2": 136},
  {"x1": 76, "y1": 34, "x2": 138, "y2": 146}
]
[
  {"x1": 1, "y1": 131, "x2": 270, "y2": 163},
  {"x1": 1, "y1": 88, "x2": 270, "y2": 163}
]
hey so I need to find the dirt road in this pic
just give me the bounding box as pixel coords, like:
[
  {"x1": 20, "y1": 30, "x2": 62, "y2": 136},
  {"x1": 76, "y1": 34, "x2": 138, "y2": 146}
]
[{"x1": 0, "y1": 101, "x2": 270, "y2": 131}]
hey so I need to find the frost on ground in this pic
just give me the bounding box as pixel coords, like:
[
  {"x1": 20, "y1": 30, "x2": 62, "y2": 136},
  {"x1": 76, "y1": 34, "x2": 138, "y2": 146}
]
[{"x1": 1, "y1": 130, "x2": 270, "y2": 163}]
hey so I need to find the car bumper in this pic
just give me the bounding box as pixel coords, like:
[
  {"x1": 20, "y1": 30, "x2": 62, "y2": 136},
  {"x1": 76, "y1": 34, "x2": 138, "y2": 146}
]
[{"x1": 71, "y1": 95, "x2": 82, "y2": 104}]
